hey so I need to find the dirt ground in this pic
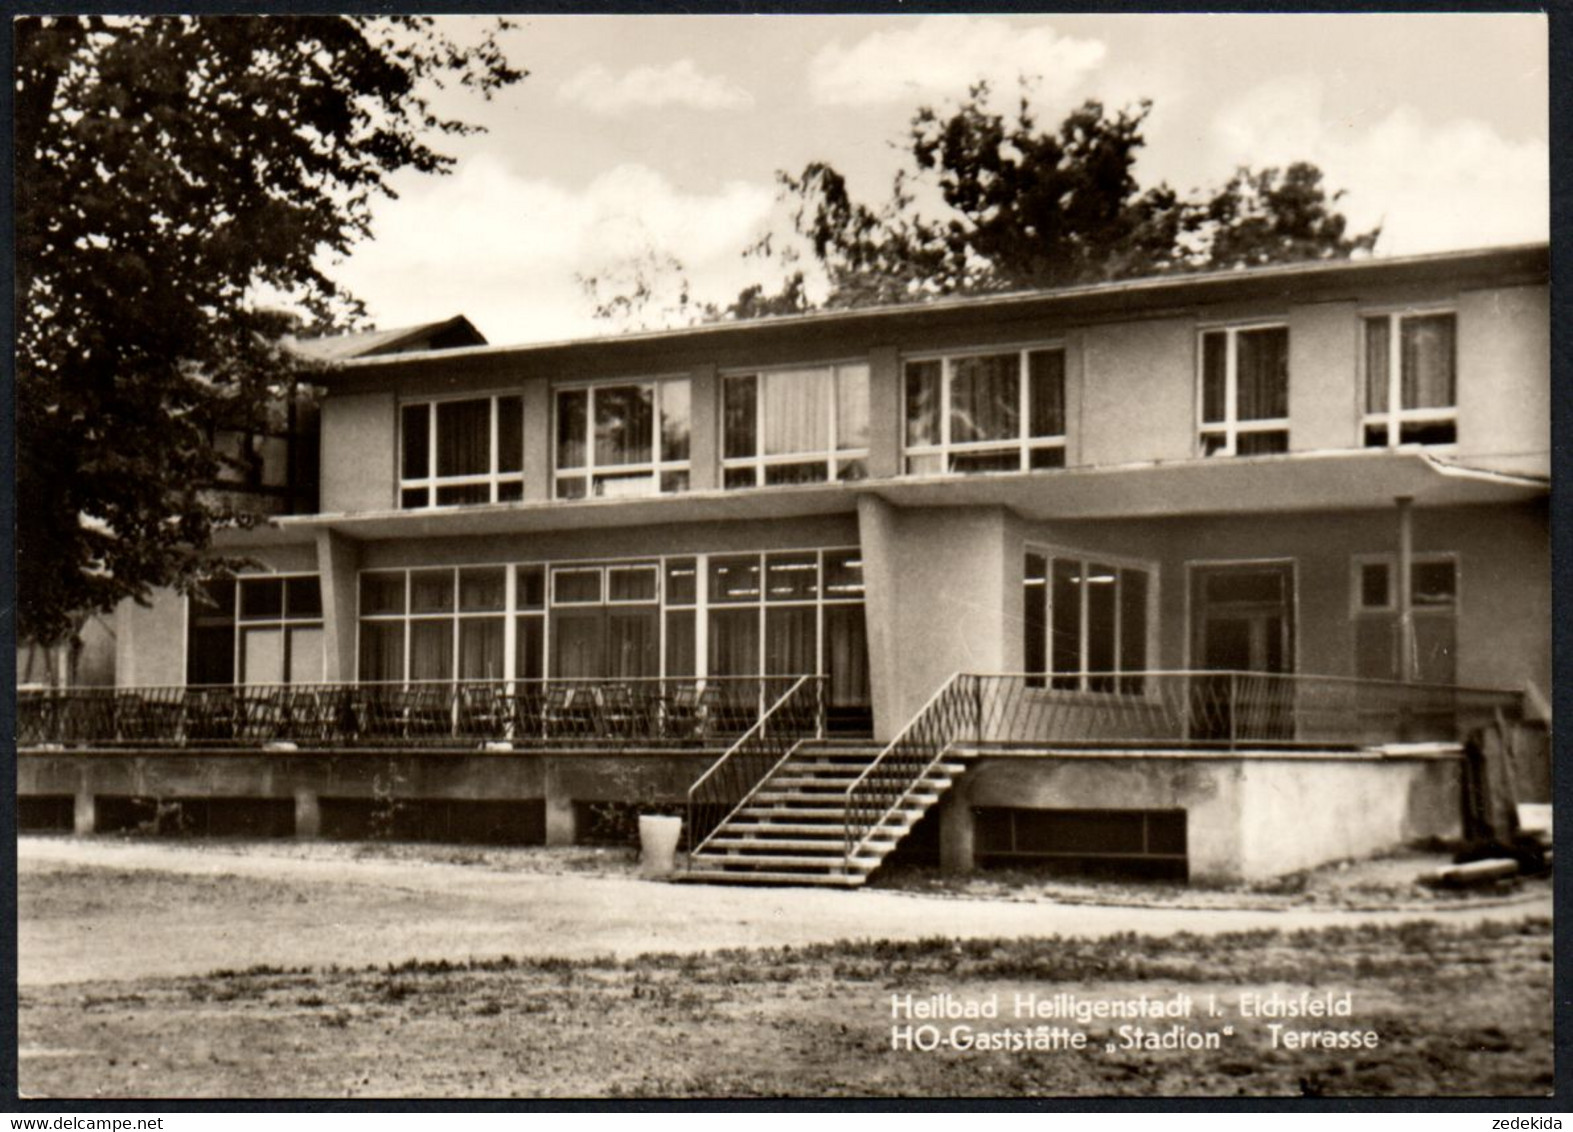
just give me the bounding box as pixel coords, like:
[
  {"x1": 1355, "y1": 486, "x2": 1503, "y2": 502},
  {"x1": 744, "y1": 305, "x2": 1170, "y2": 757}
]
[{"x1": 16, "y1": 836, "x2": 1556, "y2": 1099}]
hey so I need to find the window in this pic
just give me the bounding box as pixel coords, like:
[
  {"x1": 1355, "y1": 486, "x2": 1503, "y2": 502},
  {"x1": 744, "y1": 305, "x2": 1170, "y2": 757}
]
[
  {"x1": 1364, "y1": 312, "x2": 1457, "y2": 447},
  {"x1": 1352, "y1": 554, "x2": 1458, "y2": 684},
  {"x1": 554, "y1": 379, "x2": 690, "y2": 499},
  {"x1": 399, "y1": 396, "x2": 524, "y2": 509},
  {"x1": 722, "y1": 363, "x2": 870, "y2": 488},
  {"x1": 904, "y1": 347, "x2": 1066, "y2": 474},
  {"x1": 358, "y1": 567, "x2": 508, "y2": 683},
  {"x1": 1198, "y1": 325, "x2": 1289, "y2": 456},
  {"x1": 187, "y1": 575, "x2": 324, "y2": 686},
  {"x1": 1024, "y1": 551, "x2": 1150, "y2": 693},
  {"x1": 356, "y1": 550, "x2": 870, "y2": 712}
]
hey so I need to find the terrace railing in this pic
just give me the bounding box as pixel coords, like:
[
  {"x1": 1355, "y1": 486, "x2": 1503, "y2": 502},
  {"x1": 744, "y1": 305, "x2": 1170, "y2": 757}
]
[
  {"x1": 686, "y1": 675, "x2": 825, "y2": 858},
  {"x1": 844, "y1": 670, "x2": 1525, "y2": 860},
  {"x1": 15, "y1": 676, "x2": 800, "y2": 750}
]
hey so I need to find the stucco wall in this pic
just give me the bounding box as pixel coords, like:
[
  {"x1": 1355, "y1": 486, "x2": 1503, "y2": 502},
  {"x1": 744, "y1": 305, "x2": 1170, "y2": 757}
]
[
  {"x1": 956, "y1": 751, "x2": 1461, "y2": 883},
  {"x1": 859, "y1": 502, "x2": 1014, "y2": 737},
  {"x1": 1235, "y1": 756, "x2": 1461, "y2": 879},
  {"x1": 115, "y1": 590, "x2": 187, "y2": 687},
  {"x1": 1288, "y1": 301, "x2": 1360, "y2": 451},
  {"x1": 1078, "y1": 318, "x2": 1196, "y2": 466},
  {"x1": 320, "y1": 392, "x2": 397, "y2": 513},
  {"x1": 1456, "y1": 285, "x2": 1550, "y2": 477},
  {"x1": 1037, "y1": 502, "x2": 1549, "y2": 695}
]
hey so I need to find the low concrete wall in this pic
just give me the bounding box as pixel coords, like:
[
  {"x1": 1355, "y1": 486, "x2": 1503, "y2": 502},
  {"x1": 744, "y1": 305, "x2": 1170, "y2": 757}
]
[
  {"x1": 19, "y1": 748, "x2": 716, "y2": 847},
  {"x1": 952, "y1": 749, "x2": 1462, "y2": 883}
]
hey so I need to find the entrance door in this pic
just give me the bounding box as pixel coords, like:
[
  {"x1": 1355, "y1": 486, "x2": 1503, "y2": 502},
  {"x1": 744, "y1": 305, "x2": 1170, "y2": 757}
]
[{"x1": 1190, "y1": 564, "x2": 1295, "y2": 741}]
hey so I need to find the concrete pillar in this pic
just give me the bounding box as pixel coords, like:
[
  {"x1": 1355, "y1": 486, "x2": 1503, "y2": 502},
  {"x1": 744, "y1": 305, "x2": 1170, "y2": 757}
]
[
  {"x1": 856, "y1": 494, "x2": 902, "y2": 741},
  {"x1": 73, "y1": 792, "x2": 96, "y2": 836},
  {"x1": 315, "y1": 528, "x2": 362, "y2": 682},
  {"x1": 866, "y1": 346, "x2": 902, "y2": 479},
  {"x1": 522, "y1": 379, "x2": 552, "y2": 502},
  {"x1": 294, "y1": 789, "x2": 321, "y2": 840},
  {"x1": 543, "y1": 760, "x2": 575, "y2": 846},
  {"x1": 1396, "y1": 495, "x2": 1415, "y2": 682},
  {"x1": 688, "y1": 363, "x2": 719, "y2": 492},
  {"x1": 938, "y1": 792, "x2": 975, "y2": 875}
]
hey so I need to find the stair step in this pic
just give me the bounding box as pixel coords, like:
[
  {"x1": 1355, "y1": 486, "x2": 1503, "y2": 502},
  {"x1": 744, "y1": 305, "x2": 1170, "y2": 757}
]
[
  {"x1": 705, "y1": 837, "x2": 847, "y2": 852},
  {"x1": 673, "y1": 870, "x2": 865, "y2": 888},
  {"x1": 719, "y1": 822, "x2": 901, "y2": 838},
  {"x1": 691, "y1": 853, "x2": 879, "y2": 870}
]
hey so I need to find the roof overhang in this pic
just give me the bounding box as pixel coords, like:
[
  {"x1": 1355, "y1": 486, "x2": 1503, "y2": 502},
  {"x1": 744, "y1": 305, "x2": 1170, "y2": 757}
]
[{"x1": 268, "y1": 451, "x2": 1545, "y2": 544}]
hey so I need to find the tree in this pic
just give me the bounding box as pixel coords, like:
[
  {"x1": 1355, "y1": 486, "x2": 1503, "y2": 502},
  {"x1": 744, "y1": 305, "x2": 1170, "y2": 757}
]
[
  {"x1": 709, "y1": 83, "x2": 1379, "y2": 316},
  {"x1": 16, "y1": 16, "x2": 524, "y2": 648}
]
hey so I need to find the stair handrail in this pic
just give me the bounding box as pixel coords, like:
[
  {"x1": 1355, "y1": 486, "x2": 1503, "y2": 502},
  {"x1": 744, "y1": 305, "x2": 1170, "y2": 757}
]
[
  {"x1": 686, "y1": 674, "x2": 825, "y2": 861},
  {"x1": 842, "y1": 672, "x2": 980, "y2": 861}
]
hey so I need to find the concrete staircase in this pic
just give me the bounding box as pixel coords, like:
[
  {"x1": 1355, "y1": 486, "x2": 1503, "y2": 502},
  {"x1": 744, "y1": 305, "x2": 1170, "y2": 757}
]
[{"x1": 681, "y1": 741, "x2": 972, "y2": 887}]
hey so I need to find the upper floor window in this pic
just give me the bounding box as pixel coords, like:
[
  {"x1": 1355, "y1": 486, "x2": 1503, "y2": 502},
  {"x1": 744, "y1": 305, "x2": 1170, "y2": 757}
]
[
  {"x1": 722, "y1": 363, "x2": 869, "y2": 488},
  {"x1": 905, "y1": 347, "x2": 1066, "y2": 474},
  {"x1": 1363, "y1": 312, "x2": 1456, "y2": 448},
  {"x1": 555, "y1": 378, "x2": 690, "y2": 499},
  {"x1": 400, "y1": 395, "x2": 524, "y2": 509},
  {"x1": 1198, "y1": 325, "x2": 1289, "y2": 456}
]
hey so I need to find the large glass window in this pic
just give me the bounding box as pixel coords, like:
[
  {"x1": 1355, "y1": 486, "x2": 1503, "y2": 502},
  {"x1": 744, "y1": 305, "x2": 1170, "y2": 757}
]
[
  {"x1": 1363, "y1": 312, "x2": 1457, "y2": 447},
  {"x1": 187, "y1": 575, "x2": 324, "y2": 686},
  {"x1": 357, "y1": 550, "x2": 869, "y2": 713},
  {"x1": 358, "y1": 567, "x2": 506, "y2": 683},
  {"x1": 399, "y1": 396, "x2": 524, "y2": 509},
  {"x1": 554, "y1": 379, "x2": 690, "y2": 499},
  {"x1": 723, "y1": 364, "x2": 870, "y2": 488},
  {"x1": 905, "y1": 347, "x2": 1065, "y2": 474},
  {"x1": 1198, "y1": 326, "x2": 1289, "y2": 456},
  {"x1": 1024, "y1": 551, "x2": 1150, "y2": 693}
]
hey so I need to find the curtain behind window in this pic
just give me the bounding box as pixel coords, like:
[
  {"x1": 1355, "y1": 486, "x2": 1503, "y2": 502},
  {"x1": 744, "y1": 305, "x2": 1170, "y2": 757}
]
[
  {"x1": 950, "y1": 354, "x2": 1019, "y2": 443},
  {"x1": 595, "y1": 385, "x2": 653, "y2": 466},
  {"x1": 763, "y1": 369, "x2": 830, "y2": 456},
  {"x1": 823, "y1": 605, "x2": 870, "y2": 708},
  {"x1": 458, "y1": 619, "x2": 505, "y2": 680},
  {"x1": 1235, "y1": 328, "x2": 1289, "y2": 421},
  {"x1": 708, "y1": 609, "x2": 760, "y2": 676},
  {"x1": 1402, "y1": 315, "x2": 1456, "y2": 409},
  {"x1": 359, "y1": 622, "x2": 404, "y2": 682},
  {"x1": 436, "y1": 399, "x2": 490, "y2": 477}
]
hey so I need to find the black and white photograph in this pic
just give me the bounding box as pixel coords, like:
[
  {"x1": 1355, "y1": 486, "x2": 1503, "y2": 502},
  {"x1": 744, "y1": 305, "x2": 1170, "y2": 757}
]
[{"x1": 10, "y1": 9, "x2": 1558, "y2": 1104}]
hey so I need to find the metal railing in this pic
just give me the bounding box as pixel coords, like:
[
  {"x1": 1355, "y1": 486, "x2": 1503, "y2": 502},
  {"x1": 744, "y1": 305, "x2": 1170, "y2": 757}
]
[
  {"x1": 843, "y1": 670, "x2": 1525, "y2": 860},
  {"x1": 686, "y1": 675, "x2": 825, "y2": 858},
  {"x1": 15, "y1": 676, "x2": 800, "y2": 750}
]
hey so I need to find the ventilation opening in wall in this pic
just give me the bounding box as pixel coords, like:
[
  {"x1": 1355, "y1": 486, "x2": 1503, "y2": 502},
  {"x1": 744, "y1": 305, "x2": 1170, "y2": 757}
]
[{"x1": 974, "y1": 807, "x2": 1188, "y2": 881}]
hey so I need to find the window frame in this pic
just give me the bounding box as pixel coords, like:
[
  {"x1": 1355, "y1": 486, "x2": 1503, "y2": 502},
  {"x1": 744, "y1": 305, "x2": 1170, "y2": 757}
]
[
  {"x1": 1023, "y1": 543, "x2": 1157, "y2": 695},
  {"x1": 552, "y1": 376, "x2": 691, "y2": 500},
  {"x1": 186, "y1": 573, "x2": 326, "y2": 687},
  {"x1": 1360, "y1": 307, "x2": 1459, "y2": 450},
  {"x1": 355, "y1": 547, "x2": 865, "y2": 686},
  {"x1": 398, "y1": 392, "x2": 525, "y2": 510},
  {"x1": 720, "y1": 360, "x2": 870, "y2": 489},
  {"x1": 902, "y1": 343, "x2": 1068, "y2": 475},
  {"x1": 1196, "y1": 321, "x2": 1291, "y2": 458},
  {"x1": 1349, "y1": 552, "x2": 1461, "y2": 617}
]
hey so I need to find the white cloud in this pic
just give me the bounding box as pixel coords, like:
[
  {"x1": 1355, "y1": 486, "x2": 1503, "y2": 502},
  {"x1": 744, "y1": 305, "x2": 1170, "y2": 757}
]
[
  {"x1": 807, "y1": 17, "x2": 1105, "y2": 107},
  {"x1": 333, "y1": 156, "x2": 777, "y2": 345},
  {"x1": 1210, "y1": 75, "x2": 1548, "y2": 255},
  {"x1": 557, "y1": 59, "x2": 753, "y2": 115}
]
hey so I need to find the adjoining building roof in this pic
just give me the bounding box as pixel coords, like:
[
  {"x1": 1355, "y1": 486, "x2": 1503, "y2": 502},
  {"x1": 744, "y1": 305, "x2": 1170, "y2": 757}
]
[
  {"x1": 317, "y1": 242, "x2": 1547, "y2": 380},
  {"x1": 286, "y1": 315, "x2": 487, "y2": 362}
]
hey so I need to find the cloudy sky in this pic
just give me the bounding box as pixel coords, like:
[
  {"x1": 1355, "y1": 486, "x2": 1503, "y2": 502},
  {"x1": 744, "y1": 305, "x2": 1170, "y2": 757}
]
[{"x1": 331, "y1": 13, "x2": 1549, "y2": 346}]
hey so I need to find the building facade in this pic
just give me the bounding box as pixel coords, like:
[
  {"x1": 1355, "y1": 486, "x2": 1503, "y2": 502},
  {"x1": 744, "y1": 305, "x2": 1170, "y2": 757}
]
[{"x1": 25, "y1": 243, "x2": 1551, "y2": 882}]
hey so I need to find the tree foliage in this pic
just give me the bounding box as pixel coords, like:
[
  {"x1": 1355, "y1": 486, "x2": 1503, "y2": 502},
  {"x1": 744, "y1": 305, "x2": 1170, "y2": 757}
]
[
  {"x1": 16, "y1": 16, "x2": 523, "y2": 645},
  {"x1": 733, "y1": 84, "x2": 1379, "y2": 314}
]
